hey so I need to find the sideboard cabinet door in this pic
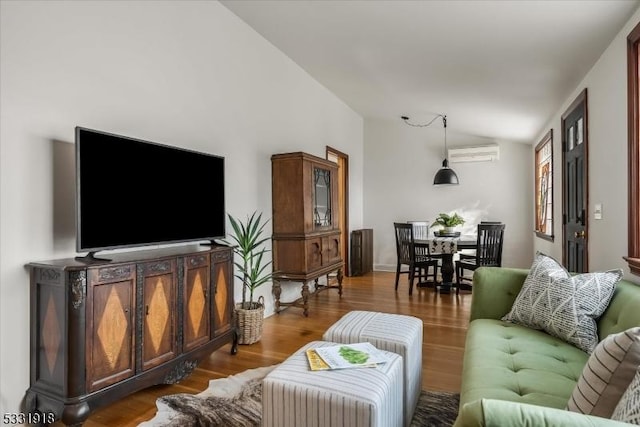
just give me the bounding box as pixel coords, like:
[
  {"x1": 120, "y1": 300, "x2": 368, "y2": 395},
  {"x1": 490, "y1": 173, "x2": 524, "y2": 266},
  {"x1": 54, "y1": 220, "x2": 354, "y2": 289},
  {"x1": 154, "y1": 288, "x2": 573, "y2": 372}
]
[
  {"x1": 183, "y1": 254, "x2": 210, "y2": 351},
  {"x1": 86, "y1": 265, "x2": 136, "y2": 392},
  {"x1": 322, "y1": 233, "x2": 341, "y2": 266},
  {"x1": 140, "y1": 259, "x2": 177, "y2": 371},
  {"x1": 211, "y1": 250, "x2": 233, "y2": 336}
]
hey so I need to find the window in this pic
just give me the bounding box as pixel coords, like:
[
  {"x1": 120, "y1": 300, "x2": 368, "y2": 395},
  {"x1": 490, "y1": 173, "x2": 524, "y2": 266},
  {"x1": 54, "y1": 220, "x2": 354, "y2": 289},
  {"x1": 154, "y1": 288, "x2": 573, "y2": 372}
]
[
  {"x1": 627, "y1": 22, "x2": 640, "y2": 275},
  {"x1": 535, "y1": 130, "x2": 554, "y2": 241}
]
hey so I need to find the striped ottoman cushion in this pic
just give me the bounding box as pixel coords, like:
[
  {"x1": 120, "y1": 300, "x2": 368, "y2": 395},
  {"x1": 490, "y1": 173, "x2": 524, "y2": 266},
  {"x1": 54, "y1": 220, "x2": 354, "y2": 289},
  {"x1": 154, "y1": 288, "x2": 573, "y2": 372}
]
[
  {"x1": 323, "y1": 311, "x2": 423, "y2": 426},
  {"x1": 262, "y1": 340, "x2": 403, "y2": 427}
]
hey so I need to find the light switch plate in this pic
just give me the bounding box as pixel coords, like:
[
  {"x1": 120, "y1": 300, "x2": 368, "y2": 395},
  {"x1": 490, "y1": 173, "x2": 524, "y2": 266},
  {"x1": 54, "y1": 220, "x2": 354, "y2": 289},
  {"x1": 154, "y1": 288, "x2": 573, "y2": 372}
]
[{"x1": 594, "y1": 203, "x2": 603, "y2": 220}]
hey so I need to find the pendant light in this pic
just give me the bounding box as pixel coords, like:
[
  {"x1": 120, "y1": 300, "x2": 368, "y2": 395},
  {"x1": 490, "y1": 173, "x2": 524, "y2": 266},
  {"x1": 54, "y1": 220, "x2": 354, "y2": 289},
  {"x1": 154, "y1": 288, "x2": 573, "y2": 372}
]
[
  {"x1": 401, "y1": 114, "x2": 460, "y2": 185},
  {"x1": 432, "y1": 115, "x2": 459, "y2": 185}
]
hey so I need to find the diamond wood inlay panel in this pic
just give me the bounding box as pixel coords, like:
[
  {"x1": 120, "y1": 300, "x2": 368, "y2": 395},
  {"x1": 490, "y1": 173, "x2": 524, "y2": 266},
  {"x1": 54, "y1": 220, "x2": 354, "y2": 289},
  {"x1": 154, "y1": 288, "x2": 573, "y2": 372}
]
[
  {"x1": 96, "y1": 285, "x2": 129, "y2": 371},
  {"x1": 147, "y1": 277, "x2": 170, "y2": 354},
  {"x1": 42, "y1": 294, "x2": 61, "y2": 375},
  {"x1": 188, "y1": 271, "x2": 205, "y2": 337},
  {"x1": 214, "y1": 267, "x2": 228, "y2": 327}
]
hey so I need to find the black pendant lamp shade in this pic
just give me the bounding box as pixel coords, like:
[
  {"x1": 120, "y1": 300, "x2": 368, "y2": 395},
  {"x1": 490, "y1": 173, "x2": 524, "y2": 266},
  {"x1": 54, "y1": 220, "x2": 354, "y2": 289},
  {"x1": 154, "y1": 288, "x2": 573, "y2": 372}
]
[
  {"x1": 433, "y1": 115, "x2": 459, "y2": 185},
  {"x1": 433, "y1": 158, "x2": 459, "y2": 185}
]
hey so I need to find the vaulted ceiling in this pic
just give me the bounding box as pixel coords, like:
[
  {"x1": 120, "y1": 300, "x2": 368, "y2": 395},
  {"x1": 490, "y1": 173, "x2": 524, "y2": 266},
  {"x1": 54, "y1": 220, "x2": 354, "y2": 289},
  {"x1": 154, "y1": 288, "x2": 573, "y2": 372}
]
[{"x1": 222, "y1": 0, "x2": 639, "y2": 143}]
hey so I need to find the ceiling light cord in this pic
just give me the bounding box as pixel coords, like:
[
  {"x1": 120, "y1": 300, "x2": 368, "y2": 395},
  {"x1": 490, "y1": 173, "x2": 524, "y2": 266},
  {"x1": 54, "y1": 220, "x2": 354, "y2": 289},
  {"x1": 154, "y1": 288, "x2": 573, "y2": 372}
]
[
  {"x1": 401, "y1": 113, "x2": 459, "y2": 185},
  {"x1": 400, "y1": 114, "x2": 444, "y2": 128},
  {"x1": 401, "y1": 114, "x2": 448, "y2": 159},
  {"x1": 442, "y1": 115, "x2": 447, "y2": 160}
]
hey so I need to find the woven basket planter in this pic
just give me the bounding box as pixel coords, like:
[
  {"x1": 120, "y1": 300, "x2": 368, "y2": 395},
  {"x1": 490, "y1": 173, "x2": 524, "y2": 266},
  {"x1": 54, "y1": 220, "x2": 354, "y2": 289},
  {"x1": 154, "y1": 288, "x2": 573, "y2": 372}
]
[{"x1": 235, "y1": 296, "x2": 265, "y2": 345}]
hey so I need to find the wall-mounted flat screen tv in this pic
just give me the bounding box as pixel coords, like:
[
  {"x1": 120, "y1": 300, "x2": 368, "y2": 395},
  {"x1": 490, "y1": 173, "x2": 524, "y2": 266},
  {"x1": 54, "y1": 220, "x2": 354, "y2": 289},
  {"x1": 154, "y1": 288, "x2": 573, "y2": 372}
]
[{"x1": 75, "y1": 127, "x2": 225, "y2": 255}]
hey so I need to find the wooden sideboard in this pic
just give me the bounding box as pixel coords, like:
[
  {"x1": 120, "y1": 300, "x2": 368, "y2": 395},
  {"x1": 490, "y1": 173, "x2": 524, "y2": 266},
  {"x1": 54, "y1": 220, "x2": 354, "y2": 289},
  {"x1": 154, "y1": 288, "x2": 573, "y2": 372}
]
[{"x1": 25, "y1": 245, "x2": 237, "y2": 426}]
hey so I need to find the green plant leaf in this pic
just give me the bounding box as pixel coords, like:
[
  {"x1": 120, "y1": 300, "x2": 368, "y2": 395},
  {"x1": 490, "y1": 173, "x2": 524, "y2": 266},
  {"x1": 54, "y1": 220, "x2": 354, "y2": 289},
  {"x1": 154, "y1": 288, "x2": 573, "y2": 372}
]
[
  {"x1": 227, "y1": 211, "x2": 274, "y2": 305},
  {"x1": 431, "y1": 212, "x2": 465, "y2": 227}
]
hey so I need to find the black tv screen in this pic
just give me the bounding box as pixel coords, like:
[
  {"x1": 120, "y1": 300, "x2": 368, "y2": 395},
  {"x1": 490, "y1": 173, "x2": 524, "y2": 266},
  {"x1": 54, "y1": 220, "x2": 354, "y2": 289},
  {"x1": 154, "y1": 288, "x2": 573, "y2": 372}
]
[{"x1": 75, "y1": 127, "x2": 225, "y2": 253}]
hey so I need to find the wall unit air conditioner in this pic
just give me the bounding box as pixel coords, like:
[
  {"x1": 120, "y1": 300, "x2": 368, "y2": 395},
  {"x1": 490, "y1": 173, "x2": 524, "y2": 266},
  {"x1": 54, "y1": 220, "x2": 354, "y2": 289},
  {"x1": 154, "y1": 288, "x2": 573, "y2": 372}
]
[{"x1": 448, "y1": 144, "x2": 500, "y2": 163}]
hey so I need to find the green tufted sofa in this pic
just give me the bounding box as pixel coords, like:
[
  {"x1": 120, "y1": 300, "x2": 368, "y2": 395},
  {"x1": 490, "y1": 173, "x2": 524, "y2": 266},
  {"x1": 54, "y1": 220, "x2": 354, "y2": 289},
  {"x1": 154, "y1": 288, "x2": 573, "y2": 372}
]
[{"x1": 454, "y1": 267, "x2": 640, "y2": 427}]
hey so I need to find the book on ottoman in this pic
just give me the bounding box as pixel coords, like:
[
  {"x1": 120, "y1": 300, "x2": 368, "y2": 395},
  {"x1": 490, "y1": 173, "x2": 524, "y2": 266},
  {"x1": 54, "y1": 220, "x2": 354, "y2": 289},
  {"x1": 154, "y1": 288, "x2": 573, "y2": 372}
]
[{"x1": 307, "y1": 342, "x2": 389, "y2": 371}]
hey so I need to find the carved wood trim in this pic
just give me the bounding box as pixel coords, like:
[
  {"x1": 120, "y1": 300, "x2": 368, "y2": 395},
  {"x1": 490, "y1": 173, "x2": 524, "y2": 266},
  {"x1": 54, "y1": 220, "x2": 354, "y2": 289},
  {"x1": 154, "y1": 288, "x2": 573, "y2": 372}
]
[
  {"x1": 176, "y1": 258, "x2": 184, "y2": 352},
  {"x1": 628, "y1": 22, "x2": 640, "y2": 275},
  {"x1": 187, "y1": 255, "x2": 207, "y2": 268},
  {"x1": 211, "y1": 251, "x2": 230, "y2": 262},
  {"x1": 162, "y1": 359, "x2": 197, "y2": 384},
  {"x1": 145, "y1": 261, "x2": 171, "y2": 274},
  {"x1": 135, "y1": 265, "x2": 145, "y2": 373},
  {"x1": 38, "y1": 268, "x2": 62, "y2": 285},
  {"x1": 98, "y1": 265, "x2": 133, "y2": 281},
  {"x1": 69, "y1": 271, "x2": 86, "y2": 310}
]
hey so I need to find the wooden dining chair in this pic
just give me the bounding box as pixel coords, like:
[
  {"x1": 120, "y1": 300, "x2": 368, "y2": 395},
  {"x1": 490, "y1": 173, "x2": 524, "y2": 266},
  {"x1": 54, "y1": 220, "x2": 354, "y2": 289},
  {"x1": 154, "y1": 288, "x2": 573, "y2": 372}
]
[
  {"x1": 408, "y1": 220, "x2": 444, "y2": 277},
  {"x1": 407, "y1": 221, "x2": 430, "y2": 240},
  {"x1": 394, "y1": 222, "x2": 439, "y2": 295},
  {"x1": 454, "y1": 223, "x2": 505, "y2": 294},
  {"x1": 458, "y1": 221, "x2": 503, "y2": 261}
]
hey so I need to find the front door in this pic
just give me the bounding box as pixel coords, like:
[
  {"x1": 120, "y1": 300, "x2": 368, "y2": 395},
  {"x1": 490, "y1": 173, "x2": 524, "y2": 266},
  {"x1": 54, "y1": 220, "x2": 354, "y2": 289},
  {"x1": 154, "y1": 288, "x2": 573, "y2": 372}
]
[{"x1": 562, "y1": 89, "x2": 588, "y2": 273}]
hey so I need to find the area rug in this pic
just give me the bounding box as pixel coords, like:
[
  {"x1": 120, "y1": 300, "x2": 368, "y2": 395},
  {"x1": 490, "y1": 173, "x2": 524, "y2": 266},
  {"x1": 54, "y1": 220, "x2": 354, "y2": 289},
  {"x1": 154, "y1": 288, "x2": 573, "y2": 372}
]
[{"x1": 140, "y1": 365, "x2": 460, "y2": 427}]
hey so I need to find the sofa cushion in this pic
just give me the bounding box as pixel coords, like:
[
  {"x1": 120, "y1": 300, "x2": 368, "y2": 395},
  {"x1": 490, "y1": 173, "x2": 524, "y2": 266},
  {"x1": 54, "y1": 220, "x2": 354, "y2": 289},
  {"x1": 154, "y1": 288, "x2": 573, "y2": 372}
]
[
  {"x1": 458, "y1": 398, "x2": 635, "y2": 427},
  {"x1": 611, "y1": 367, "x2": 640, "y2": 424},
  {"x1": 502, "y1": 252, "x2": 622, "y2": 353},
  {"x1": 598, "y1": 280, "x2": 640, "y2": 340},
  {"x1": 460, "y1": 319, "x2": 588, "y2": 411},
  {"x1": 567, "y1": 327, "x2": 640, "y2": 418}
]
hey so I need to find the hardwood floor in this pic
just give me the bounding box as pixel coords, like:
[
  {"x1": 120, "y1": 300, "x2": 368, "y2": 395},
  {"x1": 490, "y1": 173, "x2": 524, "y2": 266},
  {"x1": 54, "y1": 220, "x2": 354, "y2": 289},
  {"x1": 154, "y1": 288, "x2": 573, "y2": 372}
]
[{"x1": 75, "y1": 271, "x2": 472, "y2": 426}]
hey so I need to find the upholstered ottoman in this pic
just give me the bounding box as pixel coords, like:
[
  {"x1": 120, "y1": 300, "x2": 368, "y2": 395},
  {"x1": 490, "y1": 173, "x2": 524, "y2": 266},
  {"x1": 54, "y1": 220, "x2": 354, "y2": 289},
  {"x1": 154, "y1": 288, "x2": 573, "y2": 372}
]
[
  {"x1": 323, "y1": 311, "x2": 423, "y2": 426},
  {"x1": 262, "y1": 340, "x2": 403, "y2": 427}
]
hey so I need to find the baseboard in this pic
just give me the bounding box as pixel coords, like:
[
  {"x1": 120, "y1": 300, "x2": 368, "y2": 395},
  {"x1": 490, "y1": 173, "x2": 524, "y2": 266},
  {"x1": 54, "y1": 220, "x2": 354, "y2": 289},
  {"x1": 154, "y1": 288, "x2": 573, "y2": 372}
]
[{"x1": 374, "y1": 264, "x2": 397, "y2": 272}]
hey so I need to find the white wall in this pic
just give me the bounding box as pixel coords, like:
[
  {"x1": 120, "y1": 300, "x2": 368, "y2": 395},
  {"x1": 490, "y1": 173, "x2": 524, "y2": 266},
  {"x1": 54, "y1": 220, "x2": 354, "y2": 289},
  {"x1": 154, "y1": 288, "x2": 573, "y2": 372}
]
[
  {"x1": 532, "y1": 6, "x2": 640, "y2": 281},
  {"x1": 364, "y1": 118, "x2": 533, "y2": 271},
  {"x1": 0, "y1": 1, "x2": 363, "y2": 414}
]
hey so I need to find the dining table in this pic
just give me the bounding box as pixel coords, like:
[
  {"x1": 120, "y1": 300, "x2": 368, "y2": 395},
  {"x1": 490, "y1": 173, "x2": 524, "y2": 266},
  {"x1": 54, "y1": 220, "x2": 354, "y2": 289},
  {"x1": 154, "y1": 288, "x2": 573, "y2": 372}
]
[{"x1": 415, "y1": 235, "x2": 476, "y2": 293}]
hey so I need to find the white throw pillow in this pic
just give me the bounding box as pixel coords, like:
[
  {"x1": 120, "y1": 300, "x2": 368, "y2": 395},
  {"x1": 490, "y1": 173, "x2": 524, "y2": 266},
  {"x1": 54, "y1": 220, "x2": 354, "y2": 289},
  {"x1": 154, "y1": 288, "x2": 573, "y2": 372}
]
[
  {"x1": 502, "y1": 252, "x2": 622, "y2": 353},
  {"x1": 566, "y1": 327, "x2": 640, "y2": 417}
]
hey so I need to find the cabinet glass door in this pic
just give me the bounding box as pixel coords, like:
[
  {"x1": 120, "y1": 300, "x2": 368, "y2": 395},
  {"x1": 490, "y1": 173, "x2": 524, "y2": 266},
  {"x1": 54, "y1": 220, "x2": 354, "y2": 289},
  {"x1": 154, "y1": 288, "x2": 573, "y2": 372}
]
[{"x1": 313, "y1": 167, "x2": 332, "y2": 228}]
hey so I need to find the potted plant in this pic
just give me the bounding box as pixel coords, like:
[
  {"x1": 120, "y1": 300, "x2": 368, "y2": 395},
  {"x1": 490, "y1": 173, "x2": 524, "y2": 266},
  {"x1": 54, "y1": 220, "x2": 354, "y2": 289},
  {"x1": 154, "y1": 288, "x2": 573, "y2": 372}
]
[
  {"x1": 431, "y1": 212, "x2": 465, "y2": 235},
  {"x1": 226, "y1": 211, "x2": 273, "y2": 345}
]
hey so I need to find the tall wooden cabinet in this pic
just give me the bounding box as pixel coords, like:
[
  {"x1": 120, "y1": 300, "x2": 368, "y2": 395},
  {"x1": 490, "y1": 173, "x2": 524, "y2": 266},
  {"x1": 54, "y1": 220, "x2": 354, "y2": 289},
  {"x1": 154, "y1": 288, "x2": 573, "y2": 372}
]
[
  {"x1": 26, "y1": 245, "x2": 237, "y2": 426},
  {"x1": 271, "y1": 152, "x2": 344, "y2": 316}
]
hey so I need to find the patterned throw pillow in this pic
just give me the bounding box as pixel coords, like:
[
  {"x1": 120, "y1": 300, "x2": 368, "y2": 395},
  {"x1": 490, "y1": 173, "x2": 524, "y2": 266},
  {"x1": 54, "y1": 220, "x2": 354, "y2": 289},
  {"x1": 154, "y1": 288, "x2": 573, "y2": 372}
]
[
  {"x1": 566, "y1": 327, "x2": 640, "y2": 417},
  {"x1": 611, "y1": 367, "x2": 640, "y2": 424},
  {"x1": 502, "y1": 252, "x2": 622, "y2": 353}
]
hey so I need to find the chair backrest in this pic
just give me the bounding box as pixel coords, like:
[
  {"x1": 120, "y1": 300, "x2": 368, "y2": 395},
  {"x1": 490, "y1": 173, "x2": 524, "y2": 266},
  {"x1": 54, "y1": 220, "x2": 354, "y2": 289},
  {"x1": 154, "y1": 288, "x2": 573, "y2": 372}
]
[
  {"x1": 394, "y1": 222, "x2": 415, "y2": 264},
  {"x1": 475, "y1": 223, "x2": 506, "y2": 266},
  {"x1": 407, "y1": 221, "x2": 430, "y2": 240}
]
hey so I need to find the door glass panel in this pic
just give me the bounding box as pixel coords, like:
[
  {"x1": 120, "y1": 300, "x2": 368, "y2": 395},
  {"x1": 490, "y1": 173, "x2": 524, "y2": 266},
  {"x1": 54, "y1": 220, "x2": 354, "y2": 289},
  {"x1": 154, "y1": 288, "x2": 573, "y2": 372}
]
[
  {"x1": 313, "y1": 167, "x2": 331, "y2": 228},
  {"x1": 576, "y1": 118, "x2": 584, "y2": 145},
  {"x1": 568, "y1": 125, "x2": 575, "y2": 151}
]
